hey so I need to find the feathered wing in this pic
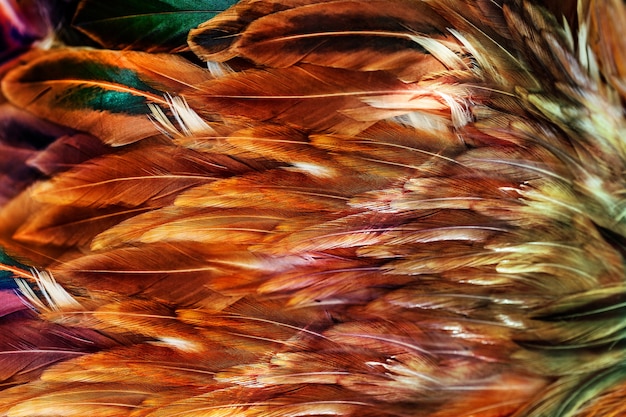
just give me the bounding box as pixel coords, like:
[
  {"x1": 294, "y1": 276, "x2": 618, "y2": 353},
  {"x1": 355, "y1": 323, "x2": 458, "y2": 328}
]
[{"x1": 0, "y1": 0, "x2": 625, "y2": 416}]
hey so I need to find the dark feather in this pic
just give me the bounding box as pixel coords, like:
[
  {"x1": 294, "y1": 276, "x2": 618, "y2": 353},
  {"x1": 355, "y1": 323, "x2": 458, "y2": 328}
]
[
  {"x1": 2, "y1": 49, "x2": 213, "y2": 145},
  {"x1": 0, "y1": 1, "x2": 625, "y2": 416}
]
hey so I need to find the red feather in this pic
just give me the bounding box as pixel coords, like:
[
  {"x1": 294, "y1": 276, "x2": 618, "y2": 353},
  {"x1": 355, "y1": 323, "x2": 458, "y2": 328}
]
[{"x1": 0, "y1": 1, "x2": 625, "y2": 416}]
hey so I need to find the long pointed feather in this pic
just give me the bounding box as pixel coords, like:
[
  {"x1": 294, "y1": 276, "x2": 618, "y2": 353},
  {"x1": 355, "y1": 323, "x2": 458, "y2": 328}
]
[{"x1": 2, "y1": 49, "x2": 213, "y2": 145}]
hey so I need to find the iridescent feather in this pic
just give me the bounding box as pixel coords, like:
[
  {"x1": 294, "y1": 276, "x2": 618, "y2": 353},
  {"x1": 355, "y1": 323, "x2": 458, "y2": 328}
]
[{"x1": 0, "y1": 1, "x2": 624, "y2": 416}]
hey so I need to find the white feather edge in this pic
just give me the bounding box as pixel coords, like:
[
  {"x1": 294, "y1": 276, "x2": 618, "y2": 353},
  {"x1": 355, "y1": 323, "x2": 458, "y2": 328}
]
[
  {"x1": 148, "y1": 95, "x2": 214, "y2": 138},
  {"x1": 15, "y1": 269, "x2": 82, "y2": 312}
]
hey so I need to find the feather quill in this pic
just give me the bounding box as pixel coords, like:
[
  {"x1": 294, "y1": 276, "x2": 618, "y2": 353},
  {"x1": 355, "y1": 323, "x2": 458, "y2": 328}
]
[{"x1": 193, "y1": 64, "x2": 409, "y2": 135}]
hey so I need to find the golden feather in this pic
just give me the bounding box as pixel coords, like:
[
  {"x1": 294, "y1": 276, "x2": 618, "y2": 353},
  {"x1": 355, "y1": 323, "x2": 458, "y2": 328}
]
[{"x1": 0, "y1": 0, "x2": 624, "y2": 416}]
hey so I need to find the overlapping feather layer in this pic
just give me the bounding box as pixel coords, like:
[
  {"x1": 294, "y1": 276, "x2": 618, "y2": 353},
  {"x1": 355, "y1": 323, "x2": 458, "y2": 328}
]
[{"x1": 0, "y1": 0, "x2": 625, "y2": 416}]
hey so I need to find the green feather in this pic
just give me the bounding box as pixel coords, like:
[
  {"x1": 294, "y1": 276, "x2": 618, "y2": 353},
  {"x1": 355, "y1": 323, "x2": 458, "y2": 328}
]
[
  {"x1": 0, "y1": 248, "x2": 29, "y2": 288},
  {"x1": 557, "y1": 365, "x2": 626, "y2": 417},
  {"x1": 73, "y1": 0, "x2": 239, "y2": 52}
]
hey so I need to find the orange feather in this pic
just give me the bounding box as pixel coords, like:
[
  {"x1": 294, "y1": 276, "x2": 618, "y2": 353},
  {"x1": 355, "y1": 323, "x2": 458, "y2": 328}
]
[{"x1": 0, "y1": 0, "x2": 625, "y2": 416}]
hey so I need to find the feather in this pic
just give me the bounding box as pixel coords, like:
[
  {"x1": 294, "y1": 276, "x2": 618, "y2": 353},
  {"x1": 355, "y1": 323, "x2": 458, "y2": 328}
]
[
  {"x1": 192, "y1": 64, "x2": 409, "y2": 135},
  {"x1": 2, "y1": 384, "x2": 152, "y2": 417},
  {"x1": 0, "y1": 191, "x2": 74, "y2": 266},
  {"x1": 0, "y1": 290, "x2": 27, "y2": 317},
  {"x1": 12, "y1": 205, "x2": 150, "y2": 248},
  {"x1": 93, "y1": 207, "x2": 284, "y2": 250},
  {"x1": 50, "y1": 241, "x2": 281, "y2": 302},
  {"x1": 28, "y1": 144, "x2": 218, "y2": 209},
  {"x1": 257, "y1": 259, "x2": 412, "y2": 306},
  {"x1": 574, "y1": 379, "x2": 626, "y2": 417},
  {"x1": 80, "y1": 300, "x2": 210, "y2": 352},
  {"x1": 1, "y1": 49, "x2": 213, "y2": 145},
  {"x1": 0, "y1": 0, "x2": 625, "y2": 416},
  {"x1": 585, "y1": 0, "x2": 626, "y2": 101},
  {"x1": 73, "y1": 0, "x2": 239, "y2": 53},
  {"x1": 0, "y1": 143, "x2": 37, "y2": 207},
  {"x1": 201, "y1": 125, "x2": 337, "y2": 176},
  {"x1": 0, "y1": 103, "x2": 75, "y2": 205},
  {"x1": 140, "y1": 385, "x2": 373, "y2": 417},
  {"x1": 0, "y1": 312, "x2": 117, "y2": 388},
  {"x1": 174, "y1": 169, "x2": 356, "y2": 212},
  {"x1": 0, "y1": 143, "x2": 249, "y2": 253},
  {"x1": 41, "y1": 345, "x2": 223, "y2": 386},
  {"x1": 425, "y1": 374, "x2": 547, "y2": 417},
  {"x1": 531, "y1": 284, "x2": 626, "y2": 319},
  {"x1": 190, "y1": 0, "x2": 452, "y2": 81},
  {"x1": 186, "y1": 0, "x2": 340, "y2": 62},
  {"x1": 26, "y1": 134, "x2": 110, "y2": 177}
]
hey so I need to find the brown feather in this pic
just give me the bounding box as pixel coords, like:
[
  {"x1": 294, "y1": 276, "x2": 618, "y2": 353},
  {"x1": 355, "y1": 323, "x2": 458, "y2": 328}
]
[
  {"x1": 193, "y1": 64, "x2": 409, "y2": 135},
  {"x1": 30, "y1": 144, "x2": 222, "y2": 209},
  {"x1": 1, "y1": 50, "x2": 213, "y2": 146},
  {"x1": 0, "y1": 1, "x2": 625, "y2": 416},
  {"x1": 191, "y1": 0, "x2": 452, "y2": 81}
]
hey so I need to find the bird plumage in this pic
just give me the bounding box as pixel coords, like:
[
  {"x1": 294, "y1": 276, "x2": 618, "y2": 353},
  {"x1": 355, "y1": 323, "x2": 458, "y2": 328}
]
[{"x1": 0, "y1": 0, "x2": 625, "y2": 416}]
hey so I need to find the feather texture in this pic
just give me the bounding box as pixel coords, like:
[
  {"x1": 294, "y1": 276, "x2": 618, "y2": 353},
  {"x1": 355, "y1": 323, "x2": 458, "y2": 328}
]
[
  {"x1": 0, "y1": 0, "x2": 625, "y2": 416},
  {"x1": 73, "y1": 0, "x2": 239, "y2": 52},
  {"x1": 189, "y1": 0, "x2": 452, "y2": 81},
  {"x1": 1, "y1": 49, "x2": 214, "y2": 145}
]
